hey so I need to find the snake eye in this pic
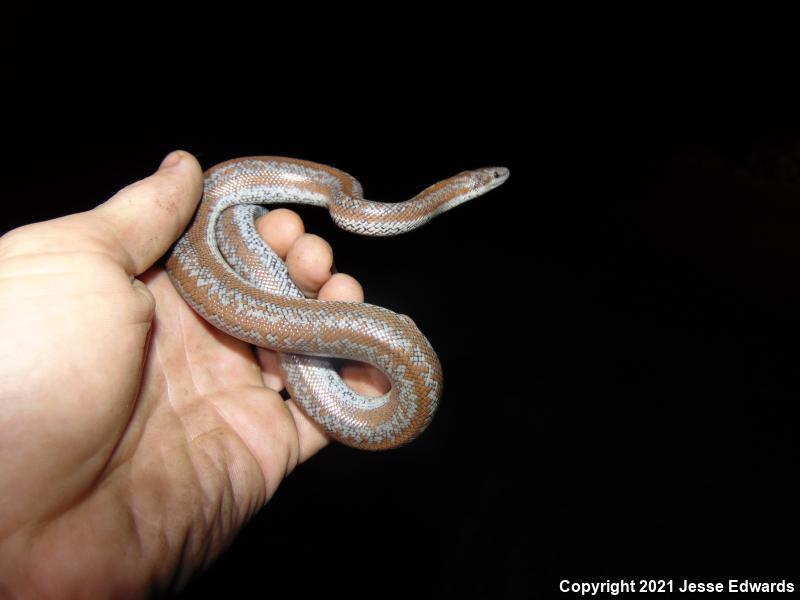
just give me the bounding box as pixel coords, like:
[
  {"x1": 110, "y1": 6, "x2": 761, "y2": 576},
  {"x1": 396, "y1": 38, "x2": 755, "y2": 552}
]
[{"x1": 489, "y1": 167, "x2": 509, "y2": 182}]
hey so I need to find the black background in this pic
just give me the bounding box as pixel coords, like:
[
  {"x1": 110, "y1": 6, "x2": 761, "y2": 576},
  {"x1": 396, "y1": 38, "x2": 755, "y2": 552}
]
[{"x1": 3, "y1": 7, "x2": 798, "y2": 598}]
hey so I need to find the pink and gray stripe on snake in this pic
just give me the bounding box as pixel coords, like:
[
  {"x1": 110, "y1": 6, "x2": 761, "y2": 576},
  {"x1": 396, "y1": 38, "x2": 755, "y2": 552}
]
[{"x1": 166, "y1": 157, "x2": 509, "y2": 450}]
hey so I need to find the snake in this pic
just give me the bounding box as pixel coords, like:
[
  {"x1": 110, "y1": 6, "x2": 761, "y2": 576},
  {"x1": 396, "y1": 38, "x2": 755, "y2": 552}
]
[{"x1": 165, "y1": 157, "x2": 509, "y2": 450}]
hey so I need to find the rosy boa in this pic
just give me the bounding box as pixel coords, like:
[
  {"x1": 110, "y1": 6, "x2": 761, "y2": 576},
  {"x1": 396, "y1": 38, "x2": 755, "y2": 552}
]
[{"x1": 166, "y1": 157, "x2": 509, "y2": 450}]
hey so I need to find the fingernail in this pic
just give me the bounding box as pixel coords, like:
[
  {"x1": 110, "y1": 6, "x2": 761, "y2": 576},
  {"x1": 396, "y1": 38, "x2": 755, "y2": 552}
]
[{"x1": 159, "y1": 151, "x2": 183, "y2": 170}]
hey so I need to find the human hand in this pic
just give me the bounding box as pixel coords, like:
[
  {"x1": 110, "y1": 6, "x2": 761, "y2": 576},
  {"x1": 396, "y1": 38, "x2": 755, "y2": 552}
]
[{"x1": 0, "y1": 151, "x2": 388, "y2": 597}]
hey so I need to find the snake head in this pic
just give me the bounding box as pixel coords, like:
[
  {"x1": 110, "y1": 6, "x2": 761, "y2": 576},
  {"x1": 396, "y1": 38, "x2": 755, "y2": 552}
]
[{"x1": 468, "y1": 166, "x2": 510, "y2": 193}]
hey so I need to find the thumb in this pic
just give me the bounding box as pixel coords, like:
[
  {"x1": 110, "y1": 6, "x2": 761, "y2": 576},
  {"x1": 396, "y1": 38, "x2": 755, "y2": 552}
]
[{"x1": 92, "y1": 150, "x2": 204, "y2": 275}]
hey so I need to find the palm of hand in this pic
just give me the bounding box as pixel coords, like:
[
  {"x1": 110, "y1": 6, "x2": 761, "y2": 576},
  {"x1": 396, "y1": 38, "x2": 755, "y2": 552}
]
[
  {"x1": 0, "y1": 218, "x2": 297, "y2": 593},
  {"x1": 0, "y1": 153, "x2": 360, "y2": 596}
]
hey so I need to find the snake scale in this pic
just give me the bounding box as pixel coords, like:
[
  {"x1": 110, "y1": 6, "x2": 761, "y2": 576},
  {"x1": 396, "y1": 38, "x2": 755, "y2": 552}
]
[{"x1": 166, "y1": 157, "x2": 509, "y2": 450}]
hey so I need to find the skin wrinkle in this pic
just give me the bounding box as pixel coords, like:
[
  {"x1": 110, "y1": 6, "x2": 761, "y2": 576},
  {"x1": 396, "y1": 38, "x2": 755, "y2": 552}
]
[
  {"x1": 111, "y1": 480, "x2": 149, "y2": 574},
  {"x1": 173, "y1": 292, "x2": 204, "y2": 404},
  {"x1": 88, "y1": 211, "x2": 145, "y2": 275},
  {"x1": 133, "y1": 434, "x2": 204, "y2": 577},
  {"x1": 96, "y1": 343, "x2": 153, "y2": 484},
  {"x1": 285, "y1": 400, "x2": 318, "y2": 464},
  {"x1": 184, "y1": 429, "x2": 227, "y2": 531},
  {"x1": 0, "y1": 290, "x2": 138, "y2": 301},
  {"x1": 207, "y1": 391, "x2": 279, "y2": 492},
  {"x1": 98, "y1": 326, "x2": 163, "y2": 482},
  {"x1": 124, "y1": 466, "x2": 189, "y2": 591},
  {"x1": 130, "y1": 277, "x2": 156, "y2": 322},
  {"x1": 164, "y1": 291, "x2": 273, "y2": 507},
  {"x1": 284, "y1": 410, "x2": 302, "y2": 476},
  {"x1": 0, "y1": 249, "x2": 129, "y2": 268},
  {"x1": 175, "y1": 422, "x2": 266, "y2": 581}
]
